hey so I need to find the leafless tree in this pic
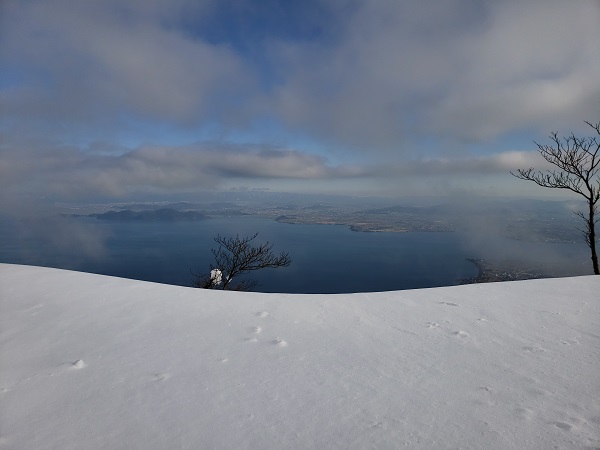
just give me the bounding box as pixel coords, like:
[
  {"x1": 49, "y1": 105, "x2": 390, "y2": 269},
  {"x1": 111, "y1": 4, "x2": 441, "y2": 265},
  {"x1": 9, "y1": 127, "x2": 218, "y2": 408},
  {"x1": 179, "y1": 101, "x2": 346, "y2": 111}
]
[
  {"x1": 511, "y1": 121, "x2": 599, "y2": 275},
  {"x1": 192, "y1": 233, "x2": 292, "y2": 290}
]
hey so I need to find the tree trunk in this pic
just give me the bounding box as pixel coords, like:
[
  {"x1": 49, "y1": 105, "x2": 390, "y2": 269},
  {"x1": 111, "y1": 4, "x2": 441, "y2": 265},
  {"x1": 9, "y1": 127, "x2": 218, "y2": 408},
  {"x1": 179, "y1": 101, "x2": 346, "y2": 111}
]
[{"x1": 588, "y1": 200, "x2": 599, "y2": 275}]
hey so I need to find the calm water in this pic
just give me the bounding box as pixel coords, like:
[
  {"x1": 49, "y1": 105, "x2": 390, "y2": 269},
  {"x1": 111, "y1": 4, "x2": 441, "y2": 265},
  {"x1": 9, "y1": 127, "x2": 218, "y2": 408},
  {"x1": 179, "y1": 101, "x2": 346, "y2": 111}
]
[{"x1": 0, "y1": 215, "x2": 591, "y2": 293}]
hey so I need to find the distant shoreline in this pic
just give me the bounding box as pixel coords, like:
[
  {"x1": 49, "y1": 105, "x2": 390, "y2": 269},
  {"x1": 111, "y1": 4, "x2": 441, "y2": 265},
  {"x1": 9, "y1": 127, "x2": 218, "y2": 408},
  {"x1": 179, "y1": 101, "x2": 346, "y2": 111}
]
[
  {"x1": 275, "y1": 215, "x2": 453, "y2": 233},
  {"x1": 461, "y1": 258, "x2": 545, "y2": 284}
]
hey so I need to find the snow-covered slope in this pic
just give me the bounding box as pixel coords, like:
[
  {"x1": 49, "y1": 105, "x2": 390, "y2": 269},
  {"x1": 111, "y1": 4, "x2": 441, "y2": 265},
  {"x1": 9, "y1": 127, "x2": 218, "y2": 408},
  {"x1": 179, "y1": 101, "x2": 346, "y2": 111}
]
[{"x1": 1, "y1": 264, "x2": 598, "y2": 449}]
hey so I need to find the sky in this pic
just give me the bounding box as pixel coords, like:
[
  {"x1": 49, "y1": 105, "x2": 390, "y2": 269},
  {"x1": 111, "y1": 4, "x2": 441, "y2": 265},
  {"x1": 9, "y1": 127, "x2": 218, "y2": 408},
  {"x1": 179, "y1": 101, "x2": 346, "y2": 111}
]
[{"x1": 1, "y1": 0, "x2": 599, "y2": 206}]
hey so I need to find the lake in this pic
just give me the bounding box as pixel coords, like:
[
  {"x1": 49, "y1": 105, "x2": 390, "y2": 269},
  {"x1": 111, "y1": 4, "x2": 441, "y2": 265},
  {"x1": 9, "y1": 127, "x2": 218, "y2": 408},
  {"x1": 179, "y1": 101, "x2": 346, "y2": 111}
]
[{"x1": 0, "y1": 215, "x2": 591, "y2": 293}]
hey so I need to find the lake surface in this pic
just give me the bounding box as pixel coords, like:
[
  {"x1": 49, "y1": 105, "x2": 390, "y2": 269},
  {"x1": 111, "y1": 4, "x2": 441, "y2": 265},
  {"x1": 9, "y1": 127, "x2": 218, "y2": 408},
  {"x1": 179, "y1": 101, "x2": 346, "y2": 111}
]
[{"x1": 0, "y1": 215, "x2": 591, "y2": 293}]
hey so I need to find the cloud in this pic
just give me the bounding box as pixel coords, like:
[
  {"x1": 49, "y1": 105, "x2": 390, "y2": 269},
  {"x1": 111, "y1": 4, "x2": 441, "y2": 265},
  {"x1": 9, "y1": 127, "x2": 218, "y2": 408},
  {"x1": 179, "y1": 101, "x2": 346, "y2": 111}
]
[
  {"x1": 372, "y1": 150, "x2": 555, "y2": 177},
  {"x1": 426, "y1": 1, "x2": 600, "y2": 140},
  {"x1": 1, "y1": 0, "x2": 598, "y2": 203},
  {"x1": 268, "y1": 0, "x2": 600, "y2": 148},
  {"x1": 3, "y1": 0, "x2": 598, "y2": 148},
  {"x1": 14, "y1": 215, "x2": 111, "y2": 262},
  {"x1": 0, "y1": 136, "x2": 369, "y2": 202},
  {"x1": 1, "y1": 0, "x2": 250, "y2": 127},
  {"x1": 0, "y1": 127, "x2": 554, "y2": 204}
]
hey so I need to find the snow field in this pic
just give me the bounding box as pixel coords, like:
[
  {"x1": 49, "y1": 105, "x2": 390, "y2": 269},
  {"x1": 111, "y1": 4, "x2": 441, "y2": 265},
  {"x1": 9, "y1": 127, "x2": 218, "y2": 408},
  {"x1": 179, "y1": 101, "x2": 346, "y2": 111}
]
[{"x1": 0, "y1": 264, "x2": 599, "y2": 449}]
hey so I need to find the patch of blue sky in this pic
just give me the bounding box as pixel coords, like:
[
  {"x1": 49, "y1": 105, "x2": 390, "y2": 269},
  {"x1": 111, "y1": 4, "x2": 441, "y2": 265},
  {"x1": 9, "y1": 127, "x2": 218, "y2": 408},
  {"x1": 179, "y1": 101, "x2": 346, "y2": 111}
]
[
  {"x1": 185, "y1": 0, "x2": 335, "y2": 47},
  {"x1": 180, "y1": 0, "x2": 339, "y2": 90},
  {"x1": 0, "y1": 66, "x2": 55, "y2": 91},
  {"x1": 112, "y1": 116, "x2": 225, "y2": 148},
  {"x1": 103, "y1": 113, "x2": 353, "y2": 165},
  {"x1": 0, "y1": 68, "x2": 25, "y2": 90}
]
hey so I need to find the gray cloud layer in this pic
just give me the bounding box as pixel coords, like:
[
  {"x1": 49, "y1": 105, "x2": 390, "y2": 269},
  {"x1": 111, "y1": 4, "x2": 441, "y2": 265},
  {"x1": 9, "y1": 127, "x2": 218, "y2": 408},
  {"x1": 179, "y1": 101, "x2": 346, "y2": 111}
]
[
  {"x1": 1, "y1": 0, "x2": 599, "y2": 202},
  {"x1": 3, "y1": 1, "x2": 598, "y2": 140},
  {"x1": 1, "y1": 0, "x2": 249, "y2": 127},
  {"x1": 0, "y1": 139, "x2": 363, "y2": 200},
  {"x1": 270, "y1": 1, "x2": 600, "y2": 147},
  {"x1": 1, "y1": 134, "x2": 552, "y2": 204}
]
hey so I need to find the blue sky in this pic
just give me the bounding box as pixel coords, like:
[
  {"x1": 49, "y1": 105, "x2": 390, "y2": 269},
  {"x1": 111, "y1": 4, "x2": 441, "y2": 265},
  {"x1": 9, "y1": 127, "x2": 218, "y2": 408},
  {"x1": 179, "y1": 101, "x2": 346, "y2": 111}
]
[{"x1": 1, "y1": 0, "x2": 599, "y2": 205}]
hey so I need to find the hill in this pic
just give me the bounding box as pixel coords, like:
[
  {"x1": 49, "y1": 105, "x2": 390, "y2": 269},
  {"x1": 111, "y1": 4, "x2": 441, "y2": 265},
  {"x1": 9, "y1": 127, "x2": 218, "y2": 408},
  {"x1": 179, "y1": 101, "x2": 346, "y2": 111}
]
[
  {"x1": 0, "y1": 264, "x2": 598, "y2": 449},
  {"x1": 92, "y1": 208, "x2": 206, "y2": 221}
]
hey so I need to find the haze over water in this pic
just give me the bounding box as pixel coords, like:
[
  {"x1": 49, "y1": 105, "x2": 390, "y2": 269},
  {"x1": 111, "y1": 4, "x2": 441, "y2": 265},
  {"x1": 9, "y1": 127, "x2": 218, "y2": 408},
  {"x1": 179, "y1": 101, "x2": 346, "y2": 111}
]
[{"x1": 0, "y1": 214, "x2": 590, "y2": 293}]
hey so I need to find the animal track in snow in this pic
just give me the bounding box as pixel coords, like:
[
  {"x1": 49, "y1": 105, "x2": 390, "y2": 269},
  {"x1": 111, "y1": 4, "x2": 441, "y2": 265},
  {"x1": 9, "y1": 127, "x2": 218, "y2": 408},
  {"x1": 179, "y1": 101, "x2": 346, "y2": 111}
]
[
  {"x1": 426, "y1": 322, "x2": 439, "y2": 329},
  {"x1": 393, "y1": 327, "x2": 419, "y2": 336},
  {"x1": 152, "y1": 372, "x2": 170, "y2": 382},
  {"x1": 454, "y1": 331, "x2": 469, "y2": 338},
  {"x1": 245, "y1": 325, "x2": 262, "y2": 342},
  {"x1": 256, "y1": 311, "x2": 269, "y2": 318},
  {"x1": 440, "y1": 302, "x2": 459, "y2": 306},
  {"x1": 272, "y1": 338, "x2": 288, "y2": 347},
  {"x1": 71, "y1": 360, "x2": 86, "y2": 369},
  {"x1": 522, "y1": 346, "x2": 545, "y2": 353}
]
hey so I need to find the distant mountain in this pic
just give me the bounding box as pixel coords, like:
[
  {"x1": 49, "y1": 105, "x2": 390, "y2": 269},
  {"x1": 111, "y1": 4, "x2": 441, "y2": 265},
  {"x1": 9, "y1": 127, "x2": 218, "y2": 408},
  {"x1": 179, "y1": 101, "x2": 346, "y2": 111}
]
[
  {"x1": 93, "y1": 208, "x2": 206, "y2": 221},
  {"x1": 206, "y1": 210, "x2": 249, "y2": 216},
  {"x1": 113, "y1": 202, "x2": 205, "y2": 211},
  {"x1": 110, "y1": 202, "x2": 248, "y2": 216},
  {"x1": 206, "y1": 202, "x2": 240, "y2": 209}
]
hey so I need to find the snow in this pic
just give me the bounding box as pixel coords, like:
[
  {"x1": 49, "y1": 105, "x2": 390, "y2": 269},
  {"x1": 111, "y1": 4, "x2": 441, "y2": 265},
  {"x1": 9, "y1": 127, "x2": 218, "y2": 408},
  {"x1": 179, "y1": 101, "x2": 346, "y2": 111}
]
[
  {"x1": 210, "y1": 268, "x2": 223, "y2": 286},
  {"x1": 1, "y1": 263, "x2": 599, "y2": 449}
]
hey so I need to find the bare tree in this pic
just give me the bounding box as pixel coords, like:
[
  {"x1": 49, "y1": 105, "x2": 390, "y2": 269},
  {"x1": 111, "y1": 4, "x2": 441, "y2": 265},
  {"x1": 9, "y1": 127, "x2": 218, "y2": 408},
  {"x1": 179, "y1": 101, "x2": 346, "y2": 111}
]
[
  {"x1": 511, "y1": 121, "x2": 599, "y2": 275},
  {"x1": 192, "y1": 233, "x2": 292, "y2": 290}
]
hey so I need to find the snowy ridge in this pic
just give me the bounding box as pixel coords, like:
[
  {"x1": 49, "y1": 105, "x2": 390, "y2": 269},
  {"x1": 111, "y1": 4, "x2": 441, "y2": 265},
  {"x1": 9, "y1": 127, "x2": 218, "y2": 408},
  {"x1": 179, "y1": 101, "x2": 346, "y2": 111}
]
[{"x1": 1, "y1": 264, "x2": 599, "y2": 449}]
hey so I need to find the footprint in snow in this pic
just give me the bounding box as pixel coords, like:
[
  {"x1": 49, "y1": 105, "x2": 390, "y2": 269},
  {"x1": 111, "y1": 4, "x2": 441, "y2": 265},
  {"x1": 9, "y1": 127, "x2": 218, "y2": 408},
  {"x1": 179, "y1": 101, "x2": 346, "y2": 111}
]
[
  {"x1": 553, "y1": 421, "x2": 573, "y2": 431},
  {"x1": 256, "y1": 311, "x2": 269, "y2": 318},
  {"x1": 440, "y1": 302, "x2": 459, "y2": 306},
  {"x1": 454, "y1": 331, "x2": 469, "y2": 338},
  {"x1": 426, "y1": 322, "x2": 439, "y2": 329}
]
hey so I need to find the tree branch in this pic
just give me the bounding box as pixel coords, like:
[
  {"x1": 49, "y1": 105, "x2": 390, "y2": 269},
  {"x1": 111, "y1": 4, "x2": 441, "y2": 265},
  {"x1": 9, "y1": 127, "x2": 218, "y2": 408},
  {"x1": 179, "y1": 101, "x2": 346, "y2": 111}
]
[{"x1": 511, "y1": 120, "x2": 600, "y2": 274}]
